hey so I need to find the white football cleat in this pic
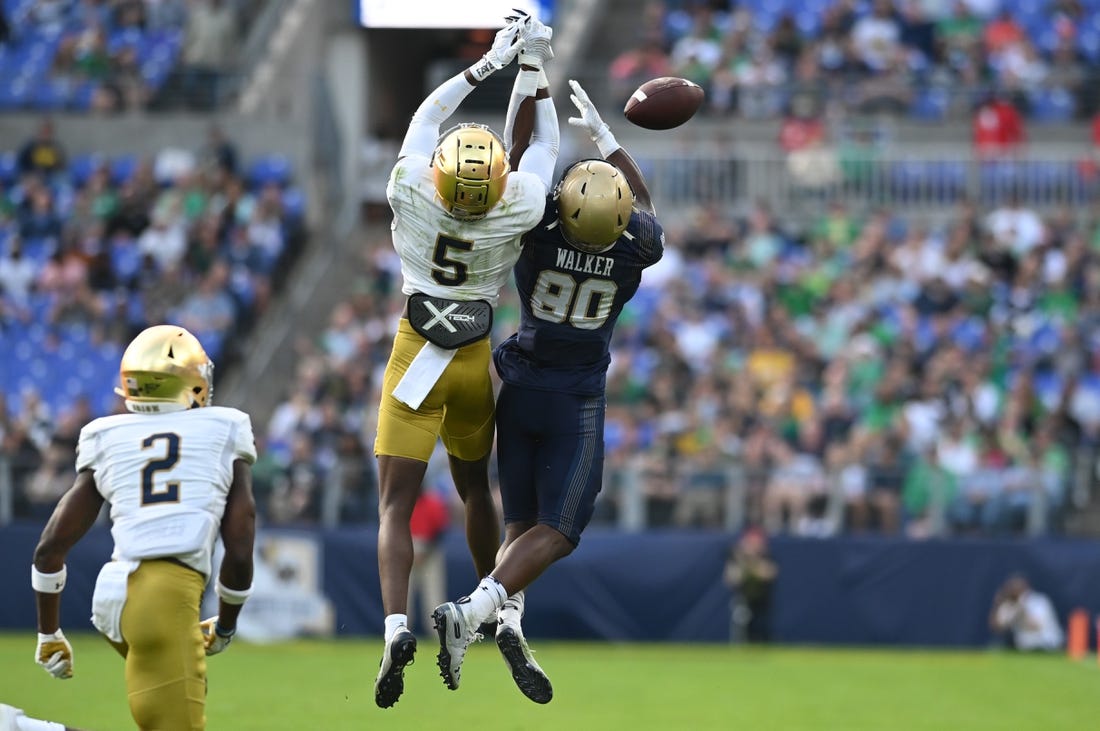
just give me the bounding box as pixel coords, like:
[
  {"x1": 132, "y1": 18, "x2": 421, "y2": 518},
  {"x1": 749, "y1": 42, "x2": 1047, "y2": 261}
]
[
  {"x1": 432, "y1": 600, "x2": 479, "y2": 690},
  {"x1": 0, "y1": 704, "x2": 26, "y2": 731},
  {"x1": 496, "y1": 622, "x2": 553, "y2": 704}
]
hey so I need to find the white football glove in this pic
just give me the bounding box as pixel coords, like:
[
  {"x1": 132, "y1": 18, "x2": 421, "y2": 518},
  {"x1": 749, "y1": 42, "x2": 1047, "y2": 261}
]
[
  {"x1": 469, "y1": 19, "x2": 524, "y2": 80},
  {"x1": 518, "y1": 18, "x2": 554, "y2": 68},
  {"x1": 200, "y1": 616, "x2": 236, "y2": 656},
  {"x1": 35, "y1": 629, "x2": 73, "y2": 679},
  {"x1": 567, "y1": 80, "x2": 607, "y2": 138}
]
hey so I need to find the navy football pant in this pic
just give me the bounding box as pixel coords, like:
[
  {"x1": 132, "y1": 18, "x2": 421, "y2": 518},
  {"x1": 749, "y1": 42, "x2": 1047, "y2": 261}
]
[{"x1": 495, "y1": 383, "x2": 605, "y2": 546}]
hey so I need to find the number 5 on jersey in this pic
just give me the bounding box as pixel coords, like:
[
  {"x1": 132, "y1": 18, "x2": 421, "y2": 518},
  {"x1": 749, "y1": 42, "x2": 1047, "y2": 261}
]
[
  {"x1": 432, "y1": 234, "x2": 473, "y2": 286},
  {"x1": 141, "y1": 432, "x2": 181, "y2": 505}
]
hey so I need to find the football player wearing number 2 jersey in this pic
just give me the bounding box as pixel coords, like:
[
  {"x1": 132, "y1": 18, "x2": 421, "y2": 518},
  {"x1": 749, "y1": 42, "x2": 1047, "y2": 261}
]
[
  {"x1": 372, "y1": 11, "x2": 558, "y2": 709},
  {"x1": 431, "y1": 81, "x2": 664, "y2": 703},
  {"x1": 1, "y1": 325, "x2": 257, "y2": 731}
]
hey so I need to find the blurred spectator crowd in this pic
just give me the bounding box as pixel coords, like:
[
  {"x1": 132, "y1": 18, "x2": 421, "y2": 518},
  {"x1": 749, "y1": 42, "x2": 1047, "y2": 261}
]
[
  {"x1": 0, "y1": 117, "x2": 305, "y2": 519},
  {"x1": 610, "y1": 0, "x2": 1100, "y2": 122},
  {"x1": 232, "y1": 190, "x2": 1100, "y2": 540},
  {"x1": 0, "y1": 0, "x2": 258, "y2": 113}
]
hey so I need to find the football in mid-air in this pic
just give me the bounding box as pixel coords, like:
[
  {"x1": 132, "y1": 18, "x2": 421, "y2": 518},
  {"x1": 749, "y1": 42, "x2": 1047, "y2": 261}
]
[{"x1": 623, "y1": 77, "x2": 704, "y2": 130}]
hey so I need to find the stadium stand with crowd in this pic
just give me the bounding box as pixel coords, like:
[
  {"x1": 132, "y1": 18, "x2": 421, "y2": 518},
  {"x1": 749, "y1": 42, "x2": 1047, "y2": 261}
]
[
  {"x1": 0, "y1": 0, "x2": 262, "y2": 113},
  {"x1": 0, "y1": 118, "x2": 305, "y2": 520},
  {"x1": 1, "y1": 0, "x2": 1099, "y2": 550},
  {"x1": 610, "y1": 0, "x2": 1100, "y2": 122}
]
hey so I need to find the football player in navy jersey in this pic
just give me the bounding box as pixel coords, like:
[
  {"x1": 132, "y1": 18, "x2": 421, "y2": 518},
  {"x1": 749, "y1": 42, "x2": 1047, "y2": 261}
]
[{"x1": 432, "y1": 81, "x2": 663, "y2": 703}]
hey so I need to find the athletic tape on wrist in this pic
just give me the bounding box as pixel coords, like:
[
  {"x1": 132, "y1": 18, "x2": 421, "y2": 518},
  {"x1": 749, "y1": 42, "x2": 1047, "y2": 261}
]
[
  {"x1": 538, "y1": 69, "x2": 549, "y2": 89},
  {"x1": 593, "y1": 124, "x2": 620, "y2": 158},
  {"x1": 468, "y1": 56, "x2": 497, "y2": 82},
  {"x1": 515, "y1": 69, "x2": 540, "y2": 97},
  {"x1": 31, "y1": 564, "x2": 67, "y2": 594},
  {"x1": 216, "y1": 579, "x2": 253, "y2": 605}
]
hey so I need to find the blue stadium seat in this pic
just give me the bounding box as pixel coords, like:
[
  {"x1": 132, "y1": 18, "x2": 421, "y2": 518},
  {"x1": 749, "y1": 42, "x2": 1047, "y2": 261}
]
[
  {"x1": 53, "y1": 181, "x2": 75, "y2": 217},
  {"x1": 248, "y1": 155, "x2": 293, "y2": 188},
  {"x1": 195, "y1": 330, "x2": 225, "y2": 360},
  {"x1": 1030, "y1": 89, "x2": 1075, "y2": 124},
  {"x1": 111, "y1": 155, "x2": 138, "y2": 185},
  {"x1": 69, "y1": 153, "x2": 105, "y2": 188},
  {"x1": 110, "y1": 238, "x2": 142, "y2": 281},
  {"x1": 70, "y1": 81, "x2": 99, "y2": 112},
  {"x1": 1033, "y1": 371, "x2": 1064, "y2": 411},
  {"x1": 951, "y1": 317, "x2": 987, "y2": 352},
  {"x1": 910, "y1": 88, "x2": 948, "y2": 121},
  {"x1": 282, "y1": 187, "x2": 306, "y2": 220},
  {"x1": 34, "y1": 78, "x2": 72, "y2": 111},
  {"x1": 0, "y1": 151, "x2": 17, "y2": 184},
  {"x1": 795, "y1": 11, "x2": 821, "y2": 35},
  {"x1": 0, "y1": 82, "x2": 32, "y2": 111},
  {"x1": 1079, "y1": 28, "x2": 1100, "y2": 62},
  {"x1": 107, "y1": 28, "x2": 143, "y2": 54}
]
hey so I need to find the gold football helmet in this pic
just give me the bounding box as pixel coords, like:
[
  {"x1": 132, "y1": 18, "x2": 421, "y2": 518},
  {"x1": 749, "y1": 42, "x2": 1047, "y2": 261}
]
[
  {"x1": 114, "y1": 325, "x2": 214, "y2": 413},
  {"x1": 554, "y1": 159, "x2": 635, "y2": 253},
  {"x1": 432, "y1": 123, "x2": 509, "y2": 220}
]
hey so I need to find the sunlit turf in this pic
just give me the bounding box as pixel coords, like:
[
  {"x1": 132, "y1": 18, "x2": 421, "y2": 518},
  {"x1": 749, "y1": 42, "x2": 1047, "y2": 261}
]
[{"x1": 2, "y1": 633, "x2": 1097, "y2": 730}]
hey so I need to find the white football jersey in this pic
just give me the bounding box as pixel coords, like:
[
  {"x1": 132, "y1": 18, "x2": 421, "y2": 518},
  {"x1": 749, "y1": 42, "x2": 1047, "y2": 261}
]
[
  {"x1": 76, "y1": 406, "x2": 256, "y2": 579},
  {"x1": 387, "y1": 154, "x2": 546, "y2": 307}
]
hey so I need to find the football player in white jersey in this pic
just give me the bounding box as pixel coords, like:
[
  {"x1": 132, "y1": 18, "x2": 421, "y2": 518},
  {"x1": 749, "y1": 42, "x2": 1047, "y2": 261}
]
[
  {"x1": 372, "y1": 12, "x2": 558, "y2": 708},
  {"x1": 1, "y1": 325, "x2": 256, "y2": 731}
]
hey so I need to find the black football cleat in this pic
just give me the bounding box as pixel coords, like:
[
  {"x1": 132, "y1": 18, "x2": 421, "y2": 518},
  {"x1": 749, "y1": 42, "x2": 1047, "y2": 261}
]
[{"x1": 374, "y1": 628, "x2": 416, "y2": 708}]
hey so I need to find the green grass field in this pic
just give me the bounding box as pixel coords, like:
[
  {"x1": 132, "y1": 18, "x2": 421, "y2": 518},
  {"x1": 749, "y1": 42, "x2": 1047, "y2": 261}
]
[{"x1": 2, "y1": 633, "x2": 1098, "y2": 730}]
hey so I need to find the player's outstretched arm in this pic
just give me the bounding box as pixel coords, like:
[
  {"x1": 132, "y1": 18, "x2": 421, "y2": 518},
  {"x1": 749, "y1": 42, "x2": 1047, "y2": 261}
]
[
  {"x1": 505, "y1": 15, "x2": 554, "y2": 170},
  {"x1": 567, "y1": 80, "x2": 655, "y2": 215},
  {"x1": 398, "y1": 19, "x2": 524, "y2": 160},
  {"x1": 507, "y1": 20, "x2": 557, "y2": 191},
  {"x1": 203, "y1": 459, "x2": 255, "y2": 655},
  {"x1": 32, "y1": 470, "x2": 104, "y2": 678}
]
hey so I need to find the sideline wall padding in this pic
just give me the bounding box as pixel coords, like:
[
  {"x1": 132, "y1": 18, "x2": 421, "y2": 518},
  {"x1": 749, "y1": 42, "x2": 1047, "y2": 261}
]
[{"x1": 2, "y1": 524, "x2": 1097, "y2": 647}]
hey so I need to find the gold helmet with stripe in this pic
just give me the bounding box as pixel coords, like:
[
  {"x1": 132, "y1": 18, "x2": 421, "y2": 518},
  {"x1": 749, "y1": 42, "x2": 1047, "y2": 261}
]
[
  {"x1": 432, "y1": 123, "x2": 509, "y2": 220},
  {"x1": 114, "y1": 325, "x2": 214, "y2": 413},
  {"x1": 554, "y1": 159, "x2": 634, "y2": 253}
]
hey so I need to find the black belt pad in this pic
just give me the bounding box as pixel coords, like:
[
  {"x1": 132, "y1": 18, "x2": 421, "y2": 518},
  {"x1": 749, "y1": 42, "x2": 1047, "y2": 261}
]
[{"x1": 407, "y1": 293, "x2": 493, "y2": 349}]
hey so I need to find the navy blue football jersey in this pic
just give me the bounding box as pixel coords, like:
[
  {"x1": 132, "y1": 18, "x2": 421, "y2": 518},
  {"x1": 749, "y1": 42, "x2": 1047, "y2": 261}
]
[{"x1": 493, "y1": 198, "x2": 664, "y2": 395}]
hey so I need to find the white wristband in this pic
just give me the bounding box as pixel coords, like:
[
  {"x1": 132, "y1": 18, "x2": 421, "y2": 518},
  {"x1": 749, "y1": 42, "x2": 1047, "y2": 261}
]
[
  {"x1": 216, "y1": 579, "x2": 253, "y2": 605},
  {"x1": 32, "y1": 565, "x2": 67, "y2": 594},
  {"x1": 468, "y1": 56, "x2": 497, "y2": 82},
  {"x1": 592, "y1": 124, "x2": 620, "y2": 158},
  {"x1": 515, "y1": 68, "x2": 540, "y2": 97}
]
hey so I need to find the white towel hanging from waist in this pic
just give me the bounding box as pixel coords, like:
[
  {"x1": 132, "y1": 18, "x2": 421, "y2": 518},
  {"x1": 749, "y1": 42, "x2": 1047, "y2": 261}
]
[{"x1": 391, "y1": 341, "x2": 457, "y2": 410}]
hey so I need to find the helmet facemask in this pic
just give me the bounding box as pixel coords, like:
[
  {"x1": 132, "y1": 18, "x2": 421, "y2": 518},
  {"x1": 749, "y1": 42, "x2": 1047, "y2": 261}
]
[{"x1": 432, "y1": 123, "x2": 510, "y2": 221}]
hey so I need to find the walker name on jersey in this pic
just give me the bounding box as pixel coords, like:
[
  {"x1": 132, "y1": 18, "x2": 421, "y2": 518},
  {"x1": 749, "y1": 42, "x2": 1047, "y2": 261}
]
[{"x1": 555, "y1": 248, "x2": 615, "y2": 277}]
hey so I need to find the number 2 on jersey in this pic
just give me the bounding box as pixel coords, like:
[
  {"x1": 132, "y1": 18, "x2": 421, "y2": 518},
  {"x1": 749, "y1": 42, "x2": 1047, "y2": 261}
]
[
  {"x1": 141, "y1": 432, "x2": 181, "y2": 505},
  {"x1": 431, "y1": 234, "x2": 473, "y2": 286}
]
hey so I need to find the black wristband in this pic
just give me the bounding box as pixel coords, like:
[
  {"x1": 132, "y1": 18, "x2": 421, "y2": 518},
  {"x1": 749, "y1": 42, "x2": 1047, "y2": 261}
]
[{"x1": 214, "y1": 623, "x2": 236, "y2": 639}]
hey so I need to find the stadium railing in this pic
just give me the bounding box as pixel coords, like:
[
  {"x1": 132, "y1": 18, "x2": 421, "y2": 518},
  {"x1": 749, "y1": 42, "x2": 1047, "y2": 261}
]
[
  {"x1": 0, "y1": 455, "x2": 11, "y2": 525},
  {"x1": 2, "y1": 444, "x2": 1094, "y2": 538},
  {"x1": 605, "y1": 458, "x2": 1078, "y2": 539},
  {"x1": 633, "y1": 146, "x2": 1098, "y2": 221}
]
